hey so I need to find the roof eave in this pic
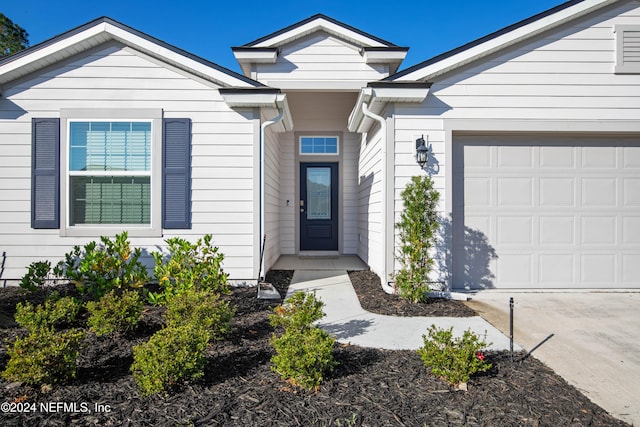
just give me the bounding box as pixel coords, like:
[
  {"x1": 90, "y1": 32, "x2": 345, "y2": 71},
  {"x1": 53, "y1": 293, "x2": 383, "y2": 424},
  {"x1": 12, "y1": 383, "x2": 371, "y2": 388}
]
[
  {"x1": 388, "y1": 0, "x2": 619, "y2": 82},
  {"x1": 0, "y1": 17, "x2": 264, "y2": 88},
  {"x1": 220, "y1": 88, "x2": 294, "y2": 132},
  {"x1": 348, "y1": 82, "x2": 432, "y2": 133}
]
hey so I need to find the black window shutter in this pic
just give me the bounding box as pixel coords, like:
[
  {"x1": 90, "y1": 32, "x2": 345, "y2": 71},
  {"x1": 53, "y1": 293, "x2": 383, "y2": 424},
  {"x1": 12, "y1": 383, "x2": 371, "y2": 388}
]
[
  {"x1": 31, "y1": 118, "x2": 60, "y2": 229},
  {"x1": 162, "y1": 118, "x2": 192, "y2": 229}
]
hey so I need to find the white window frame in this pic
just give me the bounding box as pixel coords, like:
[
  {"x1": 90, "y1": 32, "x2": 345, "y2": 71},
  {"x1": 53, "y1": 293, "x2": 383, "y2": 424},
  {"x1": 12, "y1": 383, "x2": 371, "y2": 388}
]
[
  {"x1": 299, "y1": 136, "x2": 340, "y2": 155},
  {"x1": 59, "y1": 109, "x2": 162, "y2": 237},
  {"x1": 614, "y1": 24, "x2": 640, "y2": 74}
]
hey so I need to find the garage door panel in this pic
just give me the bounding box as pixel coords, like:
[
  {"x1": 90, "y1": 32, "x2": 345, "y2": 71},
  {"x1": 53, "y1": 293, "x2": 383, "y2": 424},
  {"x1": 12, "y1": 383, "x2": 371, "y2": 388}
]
[
  {"x1": 497, "y1": 254, "x2": 532, "y2": 284},
  {"x1": 582, "y1": 178, "x2": 617, "y2": 207},
  {"x1": 539, "y1": 254, "x2": 575, "y2": 284},
  {"x1": 581, "y1": 217, "x2": 617, "y2": 245},
  {"x1": 453, "y1": 136, "x2": 640, "y2": 289},
  {"x1": 540, "y1": 216, "x2": 575, "y2": 245},
  {"x1": 465, "y1": 145, "x2": 491, "y2": 168},
  {"x1": 623, "y1": 146, "x2": 640, "y2": 168},
  {"x1": 623, "y1": 254, "x2": 640, "y2": 284},
  {"x1": 497, "y1": 177, "x2": 533, "y2": 207},
  {"x1": 540, "y1": 146, "x2": 575, "y2": 168},
  {"x1": 582, "y1": 146, "x2": 617, "y2": 168},
  {"x1": 465, "y1": 177, "x2": 491, "y2": 206},
  {"x1": 623, "y1": 217, "x2": 640, "y2": 245},
  {"x1": 623, "y1": 178, "x2": 640, "y2": 206},
  {"x1": 497, "y1": 216, "x2": 532, "y2": 245},
  {"x1": 498, "y1": 145, "x2": 533, "y2": 168},
  {"x1": 581, "y1": 254, "x2": 616, "y2": 284},
  {"x1": 540, "y1": 177, "x2": 575, "y2": 207}
]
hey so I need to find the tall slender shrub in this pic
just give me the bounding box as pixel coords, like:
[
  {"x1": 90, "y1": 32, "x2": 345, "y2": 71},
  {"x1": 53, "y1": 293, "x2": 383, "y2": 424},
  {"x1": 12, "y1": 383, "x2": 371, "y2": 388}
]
[{"x1": 395, "y1": 175, "x2": 440, "y2": 302}]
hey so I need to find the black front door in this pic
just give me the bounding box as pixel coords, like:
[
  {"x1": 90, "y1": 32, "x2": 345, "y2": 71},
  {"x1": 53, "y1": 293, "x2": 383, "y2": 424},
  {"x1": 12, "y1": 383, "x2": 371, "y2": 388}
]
[{"x1": 300, "y1": 163, "x2": 338, "y2": 251}]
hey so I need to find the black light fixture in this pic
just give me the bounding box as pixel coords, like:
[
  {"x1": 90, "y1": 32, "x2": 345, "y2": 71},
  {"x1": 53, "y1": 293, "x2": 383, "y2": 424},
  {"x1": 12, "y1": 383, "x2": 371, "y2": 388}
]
[{"x1": 416, "y1": 135, "x2": 429, "y2": 169}]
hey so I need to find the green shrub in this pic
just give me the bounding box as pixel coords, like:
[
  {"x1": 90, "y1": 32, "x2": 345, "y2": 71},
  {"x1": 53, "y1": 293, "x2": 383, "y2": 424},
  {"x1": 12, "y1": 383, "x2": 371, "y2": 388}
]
[
  {"x1": 269, "y1": 291, "x2": 325, "y2": 332},
  {"x1": 2, "y1": 328, "x2": 85, "y2": 385},
  {"x1": 269, "y1": 292, "x2": 337, "y2": 391},
  {"x1": 164, "y1": 288, "x2": 235, "y2": 340},
  {"x1": 53, "y1": 231, "x2": 148, "y2": 300},
  {"x1": 86, "y1": 289, "x2": 143, "y2": 336},
  {"x1": 20, "y1": 260, "x2": 53, "y2": 292},
  {"x1": 394, "y1": 175, "x2": 440, "y2": 303},
  {"x1": 149, "y1": 235, "x2": 228, "y2": 304},
  {"x1": 417, "y1": 325, "x2": 492, "y2": 386},
  {"x1": 14, "y1": 295, "x2": 80, "y2": 333},
  {"x1": 130, "y1": 324, "x2": 211, "y2": 395}
]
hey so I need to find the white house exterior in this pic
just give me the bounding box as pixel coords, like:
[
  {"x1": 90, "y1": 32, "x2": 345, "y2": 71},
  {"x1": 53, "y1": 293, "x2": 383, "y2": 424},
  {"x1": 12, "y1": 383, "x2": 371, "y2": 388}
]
[{"x1": 1, "y1": 0, "x2": 639, "y2": 290}]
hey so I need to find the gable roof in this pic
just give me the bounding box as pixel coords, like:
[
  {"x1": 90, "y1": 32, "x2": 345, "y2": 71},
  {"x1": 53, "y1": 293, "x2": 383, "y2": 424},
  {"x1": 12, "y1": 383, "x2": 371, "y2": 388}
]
[
  {"x1": 232, "y1": 14, "x2": 409, "y2": 76},
  {"x1": 0, "y1": 17, "x2": 264, "y2": 88},
  {"x1": 240, "y1": 14, "x2": 399, "y2": 48},
  {"x1": 387, "y1": 0, "x2": 621, "y2": 82}
]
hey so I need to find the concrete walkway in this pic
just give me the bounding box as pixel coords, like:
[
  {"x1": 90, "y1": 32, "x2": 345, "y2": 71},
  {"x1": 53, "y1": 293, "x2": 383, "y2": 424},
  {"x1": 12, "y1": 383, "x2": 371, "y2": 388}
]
[{"x1": 286, "y1": 269, "x2": 516, "y2": 351}]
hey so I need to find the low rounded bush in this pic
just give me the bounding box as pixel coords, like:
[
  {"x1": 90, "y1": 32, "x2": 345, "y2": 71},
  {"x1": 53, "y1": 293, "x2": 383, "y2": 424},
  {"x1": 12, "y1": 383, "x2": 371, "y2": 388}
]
[
  {"x1": 164, "y1": 288, "x2": 235, "y2": 340},
  {"x1": 269, "y1": 292, "x2": 337, "y2": 390},
  {"x1": 417, "y1": 325, "x2": 492, "y2": 386},
  {"x1": 2, "y1": 328, "x2": 85, "y2": 385},
  {"x1": 86, "y1": 289, "x2": 144, "y2": 336},
  {"x1": 14, "y1": 294, "x2": 80, "y2": 333},
  {"x1": 130, "y1": 324, "x2": 211, "y2": 396}
]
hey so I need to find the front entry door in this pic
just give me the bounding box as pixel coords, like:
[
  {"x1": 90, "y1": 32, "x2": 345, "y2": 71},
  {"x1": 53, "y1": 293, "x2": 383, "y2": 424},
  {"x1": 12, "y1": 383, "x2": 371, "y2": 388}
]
[{"x1": 300, "y1": 163, "x2": 338, "y2": 251}]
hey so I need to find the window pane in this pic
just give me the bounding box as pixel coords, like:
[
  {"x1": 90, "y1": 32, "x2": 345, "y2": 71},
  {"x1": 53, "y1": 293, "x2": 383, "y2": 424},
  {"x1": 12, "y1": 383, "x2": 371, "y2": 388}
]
[
  {"x1": 70, "y1": 176, "x2": 150, "y2": 225},
  {"x1": 69, "y1": 122, "x2": 151, "y2": 172},
  {"x1": 300, "y1": 137, "x2": 338, "y2": 154},
  {"x1": 307, "y1": 167, "x2": 331, "y2": 219}
]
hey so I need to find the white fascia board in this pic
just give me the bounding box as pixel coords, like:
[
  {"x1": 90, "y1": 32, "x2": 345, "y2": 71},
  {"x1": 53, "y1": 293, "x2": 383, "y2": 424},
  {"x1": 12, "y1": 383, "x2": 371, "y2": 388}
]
[
  {"x1": 394, "y1": 0, "x2": 618, "y2": 81},
  {"x1": 221, "y1": 91, "x2": 293, "y2": 132},
  {"x1": 348, "y1": 85, "x2": 430, "y2": 133},
  {"x1": 0, "y1": 23, "x2": 108, "y2": 82},
  {"x1": 0, "y1": 21, "x2": 257, "y2": 88},
  {"x1": 232, "y1": 49, "x2": 278, "y2": 64},
  {"x1": 252, "y1": 18, "x2": 388, "y2": 48},
  {"x1": 362, "y1": 50, "x2": 408, "y2": 64}
]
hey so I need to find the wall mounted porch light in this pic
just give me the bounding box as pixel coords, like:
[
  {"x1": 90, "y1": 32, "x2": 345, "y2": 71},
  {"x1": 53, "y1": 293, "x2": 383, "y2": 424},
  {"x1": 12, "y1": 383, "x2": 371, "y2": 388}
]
[{"x1": 415, "y1": 135, "x2": 429, "y2": 169}]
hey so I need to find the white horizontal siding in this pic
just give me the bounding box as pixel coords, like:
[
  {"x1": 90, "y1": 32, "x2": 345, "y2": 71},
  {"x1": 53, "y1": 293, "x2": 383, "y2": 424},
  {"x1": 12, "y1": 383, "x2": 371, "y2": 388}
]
[
  {"x1": 255, "y1": 32, "x2": 389, "y2": 89},
  {"x1": 0, "y1": 43, "x2": 257, "y2": 281},
  {"x1": 358, "y1": 128, "x2": 384, "y2": 279},
  {"x1": 263, "y1": 120, "x2": 281, "y2": 272},
  {"x1": 391, "y1": 0, "x2": 640, "y2": 286}
]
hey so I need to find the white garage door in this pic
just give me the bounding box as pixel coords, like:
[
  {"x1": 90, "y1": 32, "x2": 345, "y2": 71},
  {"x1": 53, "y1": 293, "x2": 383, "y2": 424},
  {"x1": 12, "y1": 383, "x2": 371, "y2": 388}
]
[{"x1": 452, "y1": 135, "x2": 640, "y2": 289}]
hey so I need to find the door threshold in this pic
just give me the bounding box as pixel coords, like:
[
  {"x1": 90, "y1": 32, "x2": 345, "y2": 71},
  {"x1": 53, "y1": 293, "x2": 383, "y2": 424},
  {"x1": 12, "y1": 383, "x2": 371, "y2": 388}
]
[{"x1": 299, "y1": 251, "x2": 340, "y2": 258}]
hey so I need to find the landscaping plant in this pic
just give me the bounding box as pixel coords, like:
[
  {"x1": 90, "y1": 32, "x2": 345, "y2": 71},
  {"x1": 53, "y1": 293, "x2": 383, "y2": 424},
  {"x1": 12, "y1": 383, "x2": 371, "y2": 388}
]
[
  {"x1": 269, "y1": 292, "x2": 337, "y2": 391},
  {"x1": 164, "y1": 288, "x2": 235, "y2": 340},
  {"x1": 2, "y1": 328, "x2": 85, "y2": 385},
  {"x1": 20, "y1": 260, "x2": 54, "y2": 292},
  {"x1": 130, "y1": 323, "x2": 211, "y2": 396},
  {"x1": 149, "y1": 234, "x2": 228, "y2": 304},
  {"x1": 3, "y1": 294, "x2": 84, "y2": 385},
  {"x1": 53, "y1": 231, "x2": 148, "y2": 300},
  {"x1": 86, "y1": 289, "x2": 144, "y2": 336},
  {"x1": 14, "y1": 294, "x2": 80, "y2": 333},
  {"x1": 417, "y1": 324, "x2": 492, "y2": 387},
  {"x1": 395, "y1": 175, "x2": 440, "y2": 303}
]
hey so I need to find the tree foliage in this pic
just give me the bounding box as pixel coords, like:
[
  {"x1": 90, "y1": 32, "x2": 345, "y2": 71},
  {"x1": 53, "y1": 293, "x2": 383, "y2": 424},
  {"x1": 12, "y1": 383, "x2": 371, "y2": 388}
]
[
  {"x1": 394, "y1": 175, "x2": 441, "y2": 302},
  {"x1": 0, "y1": 13, "x2": 29, "y2": 58}
]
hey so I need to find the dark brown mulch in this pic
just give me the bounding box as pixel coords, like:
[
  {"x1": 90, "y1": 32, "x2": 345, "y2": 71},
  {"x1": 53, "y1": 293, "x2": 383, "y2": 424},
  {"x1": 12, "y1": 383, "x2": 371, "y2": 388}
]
[
  {"x1": 349, "y1": 270, "x2": 477, "y2": 317},
  {"x1": 0, "y1": 271, "x2": 629, "y2": 426}
]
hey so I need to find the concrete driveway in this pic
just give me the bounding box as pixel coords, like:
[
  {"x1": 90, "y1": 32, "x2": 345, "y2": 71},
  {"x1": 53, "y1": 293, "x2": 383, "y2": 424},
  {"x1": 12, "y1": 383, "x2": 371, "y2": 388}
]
[{"x1": 466, "y1": 291, "x2": 640, "y2": 426}]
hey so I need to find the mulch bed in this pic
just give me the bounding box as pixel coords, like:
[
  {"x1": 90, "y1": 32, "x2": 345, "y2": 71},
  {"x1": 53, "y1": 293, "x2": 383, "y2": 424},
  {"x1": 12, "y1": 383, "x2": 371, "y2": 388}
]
[{"x1": 0, "y1": 270, "x2": 629, "y2": 426}]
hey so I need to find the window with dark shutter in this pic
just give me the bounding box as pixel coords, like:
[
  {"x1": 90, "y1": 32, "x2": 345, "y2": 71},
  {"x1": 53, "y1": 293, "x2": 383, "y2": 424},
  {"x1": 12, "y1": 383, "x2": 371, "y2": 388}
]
[
  {"x1": 31, "y1": 118, "x2": 60, "y2": 229},
  {"x1": 162, "y1": 118, "x2": 191, "y2": 229}
]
